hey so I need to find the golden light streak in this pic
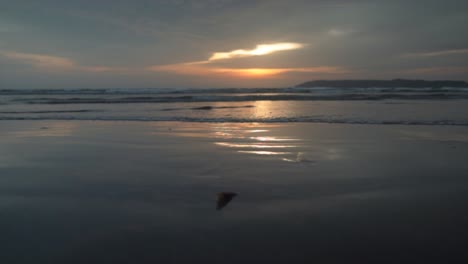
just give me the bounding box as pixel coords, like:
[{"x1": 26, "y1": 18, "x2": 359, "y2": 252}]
[
  {"x1": 209, "y1": 42, "x2": 303, "y2": 61},
  {"x1": 148, "y1": 62, "x2": 347, "y2": 77},
  {"x1": 215, "y1": 142, "x2": 296, "y2": 148},
  {"x1": 250, "y1": 136, "x2": 299, "y2": 142},
  {"x1": 247, "y1": 130, "x2": 270, "y2": 133},
  {"x1": 238, "y1": 151, "x2": 292, "y2": 155},
  {"x1": 212, "y1": 67, "x2": 347, "y2": 77},
  {"x1": 213, "y1": 68, "x2": 286, "y2": 76}
]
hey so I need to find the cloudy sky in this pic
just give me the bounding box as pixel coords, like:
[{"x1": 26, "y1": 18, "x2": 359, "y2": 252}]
[{"x1": 1, "y1": 0, "x2": 467, "y2": 88}]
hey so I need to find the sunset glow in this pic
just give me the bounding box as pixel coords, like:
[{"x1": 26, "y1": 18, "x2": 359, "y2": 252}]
[
  {"x1": 3, "y1": 48, "x2": 347, "y2": 79},
  {"x1": 212, "y1": 67, "x2": 347, "y2": 77},
  {"x1": 213, "y1": 68, "x2": 287, "y2": 76}
]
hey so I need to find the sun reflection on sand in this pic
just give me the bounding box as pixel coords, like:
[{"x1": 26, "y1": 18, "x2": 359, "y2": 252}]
[
  {"x1": 253, "y1": 101, "x2": 274, "y2": 118},
  {"x1": 249, "y1": 136, "x2": 299, "y2": 142},
  {"x1": 238, "y1": 151, "x2": 292, "y2": 155},
  {"x1": 282, "y1": 152, "x2": 315, "y2": 163},
  {"x1": 148, "y1": 122, "x2": 312, "y2": 162},
  {"x1": 248, "y1": 129, "x2": 269, "y2": 133},
  {"x1": 209, "y1": 123, "x2": 306, "y2": 161},
  {"x1": 215, "y1": 142, "x2": 296, "y2": 148}
]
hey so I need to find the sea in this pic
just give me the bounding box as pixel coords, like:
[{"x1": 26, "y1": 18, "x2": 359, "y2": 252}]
[{"x1": 1, "y1": 86, "x2": 468, "y2": 125}]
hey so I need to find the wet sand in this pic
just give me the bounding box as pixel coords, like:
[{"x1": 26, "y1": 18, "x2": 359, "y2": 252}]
[{"x1": 1, "y1": 121, "x2": 468, "y2": 263}]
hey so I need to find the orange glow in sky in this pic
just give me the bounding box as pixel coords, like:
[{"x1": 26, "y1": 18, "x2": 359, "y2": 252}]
[
  {"x1": 145, "y1": 42, "x2": 320, "y2": 78},
  {"x1": 213, "y1": 68, "x2": 287, "y2": 77},
  {"x1": 3, "y1": 42, "x2": 345, "y2": 79},
  {"x1": 212, "y1": 67, "x2": 347, "y2": 77}
]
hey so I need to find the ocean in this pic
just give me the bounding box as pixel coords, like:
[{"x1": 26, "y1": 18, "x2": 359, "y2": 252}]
[{"x1": 1, "y1": 86, "x2": 468, "y2": 125}]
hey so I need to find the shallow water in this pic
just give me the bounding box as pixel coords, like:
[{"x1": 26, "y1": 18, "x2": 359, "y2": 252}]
[{"x1": 1, "y1": 121, "x2": 468, "y2": 263}]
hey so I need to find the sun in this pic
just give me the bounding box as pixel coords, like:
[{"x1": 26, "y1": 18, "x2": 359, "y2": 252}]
[{"x1": 213, "y1": 68, "x2": 286, "y2": 77}]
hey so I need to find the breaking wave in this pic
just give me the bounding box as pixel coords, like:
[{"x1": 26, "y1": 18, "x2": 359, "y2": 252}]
[
  {"x1": 7, "y1": 93, "x2": 468, "y2": 105},
  {"x1": 2, "y1": 86, "x2": 468, "y2": 96},
  {"x1": 1, "y1": 115, "x2": 467, "y2": 126}
]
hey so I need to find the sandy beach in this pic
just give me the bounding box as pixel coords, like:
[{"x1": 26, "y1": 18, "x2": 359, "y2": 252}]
[{"x1": 1, "y1": 120, "x2": 468, "y2": 263}]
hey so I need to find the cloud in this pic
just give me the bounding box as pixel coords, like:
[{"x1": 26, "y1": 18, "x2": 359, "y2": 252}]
[
  {"x1": 327, "y1": 28, "x2": 354, "y2": 37},
  {"x1": 146, "y1": 62, "x2": 209, "y2": 76},
  {"x1": 1, "y1": 51, "x2": 131, "y2": 73},
  {"x1": 208, "y1": 42, "x2": 304, "y2": 61},
  {"x1": 402, "y1": 66, "x2": 468, "y2": 75},
  {"x1": 402, "y1": 49, "x2": 468, "y2": 58},
  {"x1": 68, "y1": 9, "x2": 210, "y2": 41},
  {"x1": 2, "y1": 51, "x2": 76, "y2": 69},
  {"x1": 78, "y1": 66, "x2": 131, "y2": 73}
]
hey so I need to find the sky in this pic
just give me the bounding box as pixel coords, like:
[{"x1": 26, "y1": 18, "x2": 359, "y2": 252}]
[{"x1": 1, "y1": 0, "x2": 467, "y2": 89}]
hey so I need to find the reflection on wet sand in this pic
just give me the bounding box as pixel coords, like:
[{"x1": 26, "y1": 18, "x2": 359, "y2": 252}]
[
  {"x1": 249, "y1": 136, "x2": 299, "y2": 142},
  {"x1": 214, "y1": 142, "x2": 296, "y2": 148},
  {"x1": 282, "y1": 152, "x2": 315, "y2": 163},
  {"x1": 211, "y1": 123, "x2": 308, "y2": 163},
  {"x1": 247, "y1": 129, "x2": 269, "y2": 133},
  {"x1": 151, "y1": 122, "x2": 317, "y2": 163},
  {"x1": 238, "y1": 151, "x2": 292, "y2": 155}
]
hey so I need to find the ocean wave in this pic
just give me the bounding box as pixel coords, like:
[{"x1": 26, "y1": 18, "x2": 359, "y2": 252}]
[
  {"x1": 161, "y1": 105, "x2": 255, "y2": 111},
  {"x1": 0, "y1": 110, "x2": 99, "y2": 114},
  {"x1": 12, "y1": 93, "x2": 468, "y2": 104},
  {"x1": 2, "y1": 86, "x2": 468, "y2": 96},
  {"x1": 1, "y1": 115, "x2": 467, "y2": 126}
]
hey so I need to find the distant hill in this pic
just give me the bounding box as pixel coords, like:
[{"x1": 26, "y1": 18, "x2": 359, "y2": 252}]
[{"x1": 296, "y1": 79, "x2": 468, "y2": 88}]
